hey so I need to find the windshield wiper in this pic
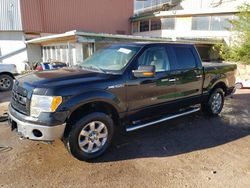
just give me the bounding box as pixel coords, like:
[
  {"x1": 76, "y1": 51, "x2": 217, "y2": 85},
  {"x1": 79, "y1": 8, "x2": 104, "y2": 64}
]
[{"x1": 81, "y1": 65, "x2": 106, "y2": 73}]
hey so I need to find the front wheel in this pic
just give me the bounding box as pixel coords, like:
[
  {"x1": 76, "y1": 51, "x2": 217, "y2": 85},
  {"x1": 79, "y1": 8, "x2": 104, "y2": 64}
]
[
  {"x1": 65, "y1": 112, "x2": 114, "y2": 161},
  {"x1": 202, "y1": 88, "x2": 224, "y2": 116}
]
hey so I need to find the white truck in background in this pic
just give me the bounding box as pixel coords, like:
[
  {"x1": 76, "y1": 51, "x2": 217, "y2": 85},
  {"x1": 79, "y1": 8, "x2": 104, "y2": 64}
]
[{"x1": 0, "y1": 64, "x2": 18, "y2": 91}]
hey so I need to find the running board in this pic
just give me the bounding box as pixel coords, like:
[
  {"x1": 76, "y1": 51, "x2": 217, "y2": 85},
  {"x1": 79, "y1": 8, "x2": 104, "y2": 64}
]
[{"x1": 126, "y1": 107, "x2": 200, "y2": 132}]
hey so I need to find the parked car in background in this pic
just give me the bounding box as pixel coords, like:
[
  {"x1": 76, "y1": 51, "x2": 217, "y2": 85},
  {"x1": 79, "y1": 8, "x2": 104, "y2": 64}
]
[
  {"x1": 35, "y1": 62, "x2": 67, "y2": 71},
  {"x1": 0, "y1": 64, "x2": 18, "y2": 91},
  {"x1": 8, "y1": 43, "x2": 236, "y2": 161},
  {"x1": 235, "y1": 78, "x2": 250, "y2": 89}
]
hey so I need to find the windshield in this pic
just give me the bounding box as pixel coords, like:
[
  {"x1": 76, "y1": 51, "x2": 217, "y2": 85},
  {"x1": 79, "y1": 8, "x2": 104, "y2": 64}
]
[{"x1": 79, "y1": 45, "x2": 141, "y2": 73}]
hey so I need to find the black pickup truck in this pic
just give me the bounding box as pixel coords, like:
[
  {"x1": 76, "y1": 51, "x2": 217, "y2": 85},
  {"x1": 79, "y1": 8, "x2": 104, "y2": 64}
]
[{"x1": 8, "y1": 43, "x2": 236, "y2": 161}]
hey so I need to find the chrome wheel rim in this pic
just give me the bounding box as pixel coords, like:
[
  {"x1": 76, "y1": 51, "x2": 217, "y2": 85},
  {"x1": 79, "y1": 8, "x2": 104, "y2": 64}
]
[
  {"x1": 0, "y1": 77, "x2": 11, "y2": 89},
  {"x1": 78, "y1": 121, "x2": 108, "y2": 153},
  {"x1": 211, "y1": 93, "x2": 222, "y2": 114}
]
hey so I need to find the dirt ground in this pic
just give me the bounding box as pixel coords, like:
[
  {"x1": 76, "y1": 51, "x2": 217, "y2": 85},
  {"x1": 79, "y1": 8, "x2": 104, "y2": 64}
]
[{"x1": 0, "y1": 90, "x2": 249, "y2": 188}]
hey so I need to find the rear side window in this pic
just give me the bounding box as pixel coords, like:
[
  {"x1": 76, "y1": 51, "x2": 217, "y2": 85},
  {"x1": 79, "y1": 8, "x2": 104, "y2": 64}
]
[{"x1": 173, "y1": 47, "x2": 196, "y2": 70}]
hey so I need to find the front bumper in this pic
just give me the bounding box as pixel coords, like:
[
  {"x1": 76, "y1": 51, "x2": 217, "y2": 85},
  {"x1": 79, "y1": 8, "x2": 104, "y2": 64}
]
[{"x1": 8, "y1": 105, "x2": 66, "y2": 141}]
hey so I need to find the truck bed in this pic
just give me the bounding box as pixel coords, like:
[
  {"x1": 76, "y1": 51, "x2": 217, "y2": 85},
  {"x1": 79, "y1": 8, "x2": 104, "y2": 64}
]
[
  {"x1": 202, "y1": 62, "x2": 237, "y2": 95},
  {"x1": 202, "y1": 62, "x2": 237, "y2": 71}
]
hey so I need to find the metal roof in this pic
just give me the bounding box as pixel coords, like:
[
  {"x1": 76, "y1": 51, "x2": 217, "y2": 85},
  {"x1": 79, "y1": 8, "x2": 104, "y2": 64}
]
[
  {"x1": 0, "y1": 0, "x2": 22, "y2": 31},
  {"x1": 26, "y1": 30, "x2": 224, "y2": 45}
]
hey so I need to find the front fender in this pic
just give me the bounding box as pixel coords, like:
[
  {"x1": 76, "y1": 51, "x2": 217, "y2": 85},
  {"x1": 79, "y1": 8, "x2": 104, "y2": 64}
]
[{"x1": 60, "y1": 90, "x2": 126, "y2": 115}]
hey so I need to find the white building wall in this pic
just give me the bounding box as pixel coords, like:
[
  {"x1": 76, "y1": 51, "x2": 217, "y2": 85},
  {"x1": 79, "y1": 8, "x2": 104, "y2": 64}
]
[
  {"x1": 0, "y1": 0, "x2": 22, "y2": 31},
  {"x1": 134, "y1": 15, "x2": 232, "y2": 43},
  {"x1": 0, "y1": 32, "x2": 27, "y2": 73},
  {"x1": 27, "y1": 44, "x2": 42, "y2": 64},
  {"x1": 0, "y1": 0, "x2": 29, "y2": 73},
  {"x1": 42, "y1": 43, "x2": 84, "y2": 66},
  {"x1": 132, "y1": 0, "x2": 249, "y2": 44}
]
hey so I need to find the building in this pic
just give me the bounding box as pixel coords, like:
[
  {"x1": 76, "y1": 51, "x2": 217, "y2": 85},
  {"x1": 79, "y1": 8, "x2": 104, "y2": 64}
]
[
  {"x1": 0, "y1": 0, "x2": 134, "y2": 72},
  {"x1": 26, "y1": 30, "x2": 175, "y2": 66},
  {"x1": 0, "y1": 0, "x2": 27, "y2": 72},
  {"x1": 131, "y1": 0, "x2": 249, "y2": 61}
]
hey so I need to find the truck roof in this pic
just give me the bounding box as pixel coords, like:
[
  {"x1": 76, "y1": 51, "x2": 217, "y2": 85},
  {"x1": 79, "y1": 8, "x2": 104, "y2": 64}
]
[{"x1": 112, "y1": 42, "x2": 195, "y2": 48}]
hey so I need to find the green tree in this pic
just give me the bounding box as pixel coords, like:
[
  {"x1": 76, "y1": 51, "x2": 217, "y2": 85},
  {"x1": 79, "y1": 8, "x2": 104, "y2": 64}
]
[{"x1": 223, "y1": 3, "x2": 250, "y2": 64}]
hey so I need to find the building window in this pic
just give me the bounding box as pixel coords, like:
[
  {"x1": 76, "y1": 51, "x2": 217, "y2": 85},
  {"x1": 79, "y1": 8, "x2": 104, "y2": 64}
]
[
  {"x1": 162, "y1": 17, "x2": 175, "y2": 30},
  {"x1": 192, "y1": 16, "x2": 210, "y2": 30},
  {"x1": 132, "y1": 21, "x2": 139, "y2": 33},
  {"x1": 151, "y1": 19, "x2": 161, "y2": 31},
  {"x1": 211, "y1": 15, "x2": 233, "y2": 31},
  {"x1": 140, "y1": 20, "x2": 149, "y2": 32},
  {"x1": 192, "y1": 15, "x2": 234, "y2": 31},
  {"x1": 135, "y1": 1, "x2": 143, "y2": 11},
  {"x1": 134, "y1": 0, "x2": 181, "y2": 14},
  {"x1": 144, "y1": 0, "x2": 151, "y2": 8}
]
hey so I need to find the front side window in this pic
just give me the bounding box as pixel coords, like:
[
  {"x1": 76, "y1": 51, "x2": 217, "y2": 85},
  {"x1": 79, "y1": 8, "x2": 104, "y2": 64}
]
[
  {"x1": 173, "y1": 47, "x2": 196, "y2": 70},
  {"x1": 138, "y1": 47, "x2": 170, "y2": 72},
  {"x1": 80, "y1": 45, "x2": 141, "y2": 73}
]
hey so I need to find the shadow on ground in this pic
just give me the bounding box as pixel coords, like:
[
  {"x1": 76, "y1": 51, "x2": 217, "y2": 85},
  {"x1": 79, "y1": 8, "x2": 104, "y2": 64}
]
[
  {"x1": 0, "y1": 91, "x2": 11, "y2": 103},
  {"x1": 93, "y1": 92, "x2": 250, "y2": 163}
]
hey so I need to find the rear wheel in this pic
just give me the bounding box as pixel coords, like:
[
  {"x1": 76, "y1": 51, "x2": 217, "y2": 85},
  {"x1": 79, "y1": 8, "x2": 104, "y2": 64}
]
[
  {"x1": 0, "y1": 74, "x2": 13, "y2": 91},
  {"x1": 65, "y1": 112, "x2": 114, "y2": 161},
  {"x1": 202, "y1": 88, "x2": 224, "y2": 116}
]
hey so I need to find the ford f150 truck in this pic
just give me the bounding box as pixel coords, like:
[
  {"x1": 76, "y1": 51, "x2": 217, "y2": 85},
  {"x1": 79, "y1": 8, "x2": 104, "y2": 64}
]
[{"x1": 8, "y1": 43, "x2": 236, "y2": 161}]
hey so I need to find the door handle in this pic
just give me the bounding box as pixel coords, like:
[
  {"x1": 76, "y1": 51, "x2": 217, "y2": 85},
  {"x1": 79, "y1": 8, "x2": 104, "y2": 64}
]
[{"x1": 169, "y1": 78, "x2": 176, "y2": 82}]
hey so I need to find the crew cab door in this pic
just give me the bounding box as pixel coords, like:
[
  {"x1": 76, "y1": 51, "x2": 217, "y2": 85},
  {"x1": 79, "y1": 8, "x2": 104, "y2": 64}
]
[
  {"x1": 126, "y1": 45, "x2": 176, "y2": 121},
  {"x1": 168, "y1": 45, "x2": 203, "y2": 107}
]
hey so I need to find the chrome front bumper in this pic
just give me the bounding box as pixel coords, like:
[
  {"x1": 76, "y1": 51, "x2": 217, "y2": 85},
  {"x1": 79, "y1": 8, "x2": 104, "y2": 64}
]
[{"x1": 8, "y1": 110, "x2": 66, "y2": 141}]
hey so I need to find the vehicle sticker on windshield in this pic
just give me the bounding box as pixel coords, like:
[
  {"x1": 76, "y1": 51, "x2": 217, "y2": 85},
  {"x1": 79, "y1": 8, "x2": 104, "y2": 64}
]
[{"x1": 118, "y1": 48, "x2": 132, "y2": 54}]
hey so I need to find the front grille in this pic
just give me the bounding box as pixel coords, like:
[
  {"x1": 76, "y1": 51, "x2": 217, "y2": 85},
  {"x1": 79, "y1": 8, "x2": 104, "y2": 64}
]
[{"x1": 11, "y1": 85, "x2": 30, "y2": 115}]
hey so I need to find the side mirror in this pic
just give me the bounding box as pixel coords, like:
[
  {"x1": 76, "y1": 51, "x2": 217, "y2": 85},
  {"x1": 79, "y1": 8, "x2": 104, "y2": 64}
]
[{"x1": 132, "y1": 65, "x2": 155, "y2": 78}]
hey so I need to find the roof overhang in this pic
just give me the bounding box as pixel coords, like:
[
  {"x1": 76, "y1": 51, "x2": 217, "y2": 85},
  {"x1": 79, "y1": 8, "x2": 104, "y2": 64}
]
[
  {"x1": 26, "y1": 31, "x2": 77, "y2": 45},
  {"x1": 26, "y1": 30, "x2": 175, "y2": 45},
  {"x1": 26, "y1": 30, "x2": 224, "y2": 46}
]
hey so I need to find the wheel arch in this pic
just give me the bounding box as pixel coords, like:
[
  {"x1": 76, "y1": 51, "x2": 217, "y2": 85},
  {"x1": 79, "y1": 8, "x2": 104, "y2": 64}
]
[
  {"x1": 64, "y1": 100, "x2": 121, "y2": 138},
  {"x1": 211, "y1": 81, "x2": 227, "y2": 94},
  {"x1": 0, "y1": 72, "x2": 15, "y2": 79}
]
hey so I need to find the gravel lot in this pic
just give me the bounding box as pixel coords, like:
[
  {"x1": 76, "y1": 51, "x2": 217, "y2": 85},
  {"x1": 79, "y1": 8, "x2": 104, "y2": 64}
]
[{"x1": 0, "y1": 90, "x2": 249, "y2": 188}]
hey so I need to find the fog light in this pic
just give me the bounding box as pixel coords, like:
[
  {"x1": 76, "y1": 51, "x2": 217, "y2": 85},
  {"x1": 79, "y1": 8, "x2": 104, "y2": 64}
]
[{"x1": 32, "y1": 129, "x2": 43, "y2": 138}]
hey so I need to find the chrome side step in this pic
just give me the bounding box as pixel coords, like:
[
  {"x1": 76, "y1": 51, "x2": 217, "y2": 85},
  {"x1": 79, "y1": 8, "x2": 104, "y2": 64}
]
[{"x1": 126, "y1": 107, "x2": 200, "y2": 132}]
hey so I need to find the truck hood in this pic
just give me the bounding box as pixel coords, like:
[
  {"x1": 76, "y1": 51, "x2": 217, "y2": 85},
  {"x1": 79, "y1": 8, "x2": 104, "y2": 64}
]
[{"x1": 16, "y1": 68, "x2": 112, "y2": 87}]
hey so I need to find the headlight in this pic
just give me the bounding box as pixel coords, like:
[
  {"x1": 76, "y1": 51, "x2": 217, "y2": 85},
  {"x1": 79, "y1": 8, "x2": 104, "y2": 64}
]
[{"x1": 30, "y1": 95, "x2": 62, "y2": 117}]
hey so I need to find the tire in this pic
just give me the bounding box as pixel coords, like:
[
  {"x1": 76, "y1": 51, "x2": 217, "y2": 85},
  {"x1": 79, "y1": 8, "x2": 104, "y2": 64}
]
[
  {"x1": 201, "y1": 88, "x2": 224, "y2": 116},
  {"x1": 0, "y1": 74, "x2": 13, "y2": 91},
  {"x1": 65, "y1": 112, "x2": 114, "y2": 161},
  {"x1": 235, "y1": 83, "x2": 243, "y2": 89}
]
